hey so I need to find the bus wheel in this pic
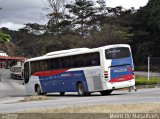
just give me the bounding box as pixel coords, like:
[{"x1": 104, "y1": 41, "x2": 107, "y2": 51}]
[
  {"x1": 85, "y1": 92, "x2": 91, "y2": 96},
  {"x1": 36, "y1": 85, "x2": 42, "y2": 95},
  {"x1": 77, "y1": 83, "x2": 85, "y2": 96},
  {"x1": 60, "y1": 92, "x2": 65, "y2": 96},
  {"x1": 10, "y1": 74, "x2": 13, "y2": 79},
  {"x1": 100, "y1": 90, "x2": 112, "y2": 96}
]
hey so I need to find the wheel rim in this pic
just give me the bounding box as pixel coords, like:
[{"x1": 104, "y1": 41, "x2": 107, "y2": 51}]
[{"x1": 37, "y1": 86, "x2": 41, "y2": 95}]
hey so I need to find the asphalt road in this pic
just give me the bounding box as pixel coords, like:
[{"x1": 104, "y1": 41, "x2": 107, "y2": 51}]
[
  {"x1": 0, "y1": 88, "x2": 160, "y2": 113},
  {"x1": 0, "y1": 69, "x2": 27, "y2": 101},
  {"x1": 0, "y1": 69, "x2": 160, "y2": 113},
  {"x1": 134, "y1": 71, "x2": 160, "y2": 77}
]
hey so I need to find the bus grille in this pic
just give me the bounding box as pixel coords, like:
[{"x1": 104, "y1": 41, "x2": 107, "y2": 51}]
[{"x1": 93, "y1": 76, "x2": 102, "y2": 91}]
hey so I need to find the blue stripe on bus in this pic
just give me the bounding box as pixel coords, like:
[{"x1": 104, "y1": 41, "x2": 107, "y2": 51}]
[{"x1": 38, "y1": 70, "x2": 89, "y2": 93}]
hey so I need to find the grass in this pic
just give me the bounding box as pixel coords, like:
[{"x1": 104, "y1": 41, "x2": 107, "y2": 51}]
[
  {"x1": 20, "y1": 96, "x2": 54, "y2": 102},
  {"x1": 23, "y1": 103, "x2": 160, "y2": 113},
  {"x1": 5, "y1": 103, "x2": 160, "y2": 119},
  {"x1": 135, "y1": 76, "x2": 160, "y2": 85}
]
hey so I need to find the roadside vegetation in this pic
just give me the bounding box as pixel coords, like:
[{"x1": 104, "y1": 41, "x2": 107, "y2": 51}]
[
  {"x1": 0, "y1": 8, "x2": 11, "y2": 43},
  {"x1": 20, "y1": 96, "x2": 54, "y2": 102},
  {"x1": 135, "y1": 76, "x2": 160, "y2": 85},
  {"x1": 23, "y1": 103, "x2": 160, "y2": 113}
]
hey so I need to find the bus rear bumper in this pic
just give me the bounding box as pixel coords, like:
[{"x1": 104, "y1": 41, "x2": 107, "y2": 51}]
[{"x1": 106, "y1": 79, "x2": 135, "y2": 90}]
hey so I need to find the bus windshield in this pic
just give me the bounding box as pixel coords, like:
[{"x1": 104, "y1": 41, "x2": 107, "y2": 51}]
[{"x1": 105, "y1": 47, "x2": 130, "y2": 59}]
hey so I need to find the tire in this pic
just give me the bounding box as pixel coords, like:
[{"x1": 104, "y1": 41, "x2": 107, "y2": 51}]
[
  {"x1": 11, "y1": 74, "x2": 14, "y2": 79},
  {"x1": 60, "y1": 92, "x2": 65, "y2": 96},
  {"x1": 85, "y1": 92, "x2": 91, "y2": 96},
  {"x1": 10, "y1": 74, "x2": 13, "y2": 79},
  {"x1": 77, "y1": 83, "x2": 86, "y2": 96},
  {"x1": 36, "y1": 85, "x2": 42, "y2": 95},
  {"x1": 100, "y1": 90, "x2": 112, "y2": 96}
]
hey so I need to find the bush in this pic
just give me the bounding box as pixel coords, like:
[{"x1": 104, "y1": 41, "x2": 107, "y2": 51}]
[{"x1": 135, "y1": 76, "x2": 159, "y2": 85}]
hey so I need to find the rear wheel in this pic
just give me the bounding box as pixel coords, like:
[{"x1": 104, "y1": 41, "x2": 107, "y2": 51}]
[
  {"x1": 85, "y1": 92, "x2": 91, "y2": 96},
  {"x1": 60, "y1": 92, "x2": 65, "y2": 96},
  {"x1": 77, "y1": 83, "x2": 86, "y2": 96},
  {"x1": 100, "y1": 90, "x2": 112, "y2": 96}
]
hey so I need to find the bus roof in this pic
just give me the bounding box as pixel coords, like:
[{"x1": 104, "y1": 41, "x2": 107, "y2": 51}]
[
  {"x1": 26, "y1": 44, "x2": 130, "y2": 62},
  {"x1": 45, "y1": 48, "x2": 89, "y2": 56}
]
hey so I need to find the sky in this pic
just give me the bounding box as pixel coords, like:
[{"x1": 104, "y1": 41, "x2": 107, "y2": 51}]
[{"x1": 0, "y1": 0, "x2": 149, "y2": 31}]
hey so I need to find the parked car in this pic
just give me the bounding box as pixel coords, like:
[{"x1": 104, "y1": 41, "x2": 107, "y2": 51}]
[{"x1": 10, "y1": 65, "x2": 23, "y2": 79}]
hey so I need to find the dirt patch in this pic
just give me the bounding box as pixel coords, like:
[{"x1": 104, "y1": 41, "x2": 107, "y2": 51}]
[
  {"x1": 23, "y1": 103, "x2": 160, "y2": 113},
  {"x1": 20, "y1": 96, "x2": 54, "y2": 102}
]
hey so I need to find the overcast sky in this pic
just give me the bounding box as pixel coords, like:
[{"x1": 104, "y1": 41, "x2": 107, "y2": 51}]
[{"x1": 0, "y1": 0, "x2": 149, "y2": 30}]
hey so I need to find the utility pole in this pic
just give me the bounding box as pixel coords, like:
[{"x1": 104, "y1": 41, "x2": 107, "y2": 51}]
[
  {"x1": 148, "y1": 57, "x2": 150, "y2": 81},
  {"x1": 0, "y1": 72, "x2": 1, "y2": 82}
]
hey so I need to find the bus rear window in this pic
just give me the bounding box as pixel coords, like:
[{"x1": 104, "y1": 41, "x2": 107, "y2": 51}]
[{"x1": 105, "y1": 47, "x2": 130, "y2": 59}]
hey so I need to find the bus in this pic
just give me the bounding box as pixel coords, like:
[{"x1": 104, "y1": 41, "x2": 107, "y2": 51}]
[{"x1": 24, "y1": 44, "x2": 135, "y2": 96}]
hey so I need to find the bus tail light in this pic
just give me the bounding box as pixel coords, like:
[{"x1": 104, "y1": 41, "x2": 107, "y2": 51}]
[{"x1": 104, "y1": 71, "x2": 108, "y2": 78}]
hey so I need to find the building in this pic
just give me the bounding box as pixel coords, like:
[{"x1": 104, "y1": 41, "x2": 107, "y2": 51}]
[
  {"x1": 0, "y1": 51, "x2": 25, "y2": 68},
  {"x1": 0, "y1": 51, "x2": 8, "y2": 56}
]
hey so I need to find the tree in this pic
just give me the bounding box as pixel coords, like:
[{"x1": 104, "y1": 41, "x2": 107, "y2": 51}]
[
  {"x1": 0, "y1": 31, "x2": 11, "y2": 43},
  {"x1": 126, "y1": 0, "x2": 160, "y2": 64},
  {"x1": 45, "y1": 0, "x2": 68, "y2": 35},
  {"x1": 25, "y1": 23, "x2": 46, "y2": 35},
  {"x1": 66, "y1": 0, "x2": 95, "y2": 37},
  {"x1": 0, "y1": 8, "x2": 11, "y2": 43},
  {"x1": 86, "y1": 24, "x2": 133, "y2": 48}
]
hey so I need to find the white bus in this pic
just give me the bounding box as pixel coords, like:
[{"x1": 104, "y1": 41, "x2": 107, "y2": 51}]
[{"x1": 24, "y1": 44, "x2": 135, "y2": 96}]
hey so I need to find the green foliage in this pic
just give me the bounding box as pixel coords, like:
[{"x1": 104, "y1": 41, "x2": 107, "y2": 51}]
[
  {"x1": 0, "y1": 31, "x2": 11, "y2": 43},
  {"x1": 147, "y1": 0, "x2": 160, "y2": 31},
  {"x1": 86, "y1": 24, "x2": 133, "y2": 48},
  {"x1": 65, "y1": 0, "x2": 95, "y2": 36},
  {"x1": 3, "y1": 0, "x2": 160, "y2": 64},
  {"x1": 135, "y1": 76, "x2": 159, "y2": 85},
  {"x1": 45, "y1": 0, "x2": 68, "y2": 35},
  {"x1": 25, "y1": 23, "x2": 46, "y2": 34},
  {"x1": 134, "y1": 41, "x2": 154, "y2": 65}
]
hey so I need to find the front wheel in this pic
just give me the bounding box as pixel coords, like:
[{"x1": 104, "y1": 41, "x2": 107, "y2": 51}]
[
  {"x1": 36, "y1": 85, "x2": 42, "y2": 95},
  {"x1": 100, "y1": 90, "x2": 112, "y2": 96}
]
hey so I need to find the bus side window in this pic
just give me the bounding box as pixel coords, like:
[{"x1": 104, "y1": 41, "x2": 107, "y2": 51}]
[
  {"x1": 72, "y1": 55, "x2": 85, "y2": 68},
  {"x1": 30, "y1": 62, "x2": 35, "y2": 74},
  {"x1": 85, "y1": 54, "x2": 92, "y2": 66},
  {"x1": 61, "y1": 56, "x2": 72, "y2": 68},
  {"x1": 50, "y1": 59, "x2": 55, "y2": 70},
  {"x1": 91, "y1": 52, "x2": 100, "y2": 66},
  {"x1": 55, "y1": 58, "x2": 61, "y2": 69},
  {"x1": 40, "y1": 61, "x2": 44, "y2": 71},
  {"x1": 44, "y1": 60, "x2": 49, "y2": 71},
  {"x1": 35, "y1": 61, "x2": 40, "y2": 72}
]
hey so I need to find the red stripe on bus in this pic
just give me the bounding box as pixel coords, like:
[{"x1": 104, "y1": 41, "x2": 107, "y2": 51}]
[
  {"x1": 109, "y1": 74, "x2": 134, "y2": 83},
  {"x1": 32, "y1": 69, "x2": 69, "y2": 77}
]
